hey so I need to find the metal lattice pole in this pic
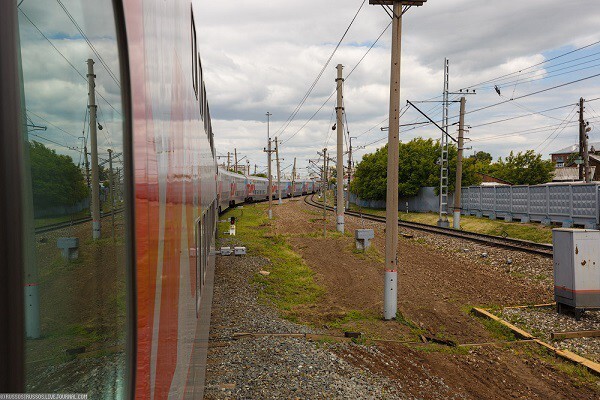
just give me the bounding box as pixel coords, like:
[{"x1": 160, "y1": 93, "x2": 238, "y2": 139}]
[{"x1": 437, "y1": 58, "x2": 450, "y2": 228}]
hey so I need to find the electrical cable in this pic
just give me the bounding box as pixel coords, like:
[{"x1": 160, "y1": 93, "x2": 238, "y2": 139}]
[
  {"x1": 19, "y1": 8, "x2": 122, "y2": 116},
  {"x1": 275, "y1": 0, "x2": 366, "y2": 139},
  {"x1": 461, "y1": 39, "x2": 600, "y2": 91},
  {"x1": 56, "y1": 0, "x2": 121, "y2": 88},
  {"x1": 282, "y1": 20, "x2": 392, "y2": 146}
]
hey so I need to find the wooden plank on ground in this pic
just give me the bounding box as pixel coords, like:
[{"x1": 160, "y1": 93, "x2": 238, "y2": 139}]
[
  {"x1": 551, "y1": 330, "x2": 600, "y2": 340},
  {"x1": 472, "y1": 306, "x2": 600, "y2": 377},
  {"x1": 502, "y1": 303, "x2": 555, "y2": 310},
  {"x1": 534, "y1": 339, "x2": 600, "y2": 376},
  {"x1": 471, "y1": 307, "x2": 534, "y2": 339}
]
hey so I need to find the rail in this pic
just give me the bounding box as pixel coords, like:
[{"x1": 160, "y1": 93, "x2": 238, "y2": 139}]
[{"x1": 304, "y1": 194, "x2": 553, "y2": 258}]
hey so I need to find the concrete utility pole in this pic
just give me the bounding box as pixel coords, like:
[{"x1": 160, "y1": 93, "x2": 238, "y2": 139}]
[
  {"x1": 370, "y1": 0, "x2": 427, "y2": 320},
  {"x1": 453, "y1": 97, "x2": 466, "y2": 229},
  {"x1": 227, "y1": 151, "x2": 231, "y2": 171},
  {"x1": 108, "y1": 149, "x2": 115, "y2": 239},
  {"x1": 87, "y1": 58, "x2": 101, "y2": 239},
  {"x1": 234, "y1": 148, "x2": 238, "y2": 173},
  {"x1": 275, "y1": 136, "x2": 282, "y2": 204},
  {"x1": 348, "y1": 136, "x2": 356, "y2": 209},
  {"x1": 580, "y1": 98, "x2": 592, "y2": 183},
  {"x1": 247, "y1": 159, "x2": 250, "y2": 176},
  {"x1": 322, "y1": 148, "x2": 328, "y2": 236},
  {"x1": 335, "y1": 64, "x2": 345, "y2": 233},
  {"x1": 80, "y1": 136, "x2": 91, "y2": 187},
  {"x1": 265, "y1": 112, "x2": 273, "y2": 218},
  {"x1": 254, "y1": 164, "x2": 257, "y2": 175},
  {"x1": 292, "y1": 157, "x2": 297, "y2": 196}
]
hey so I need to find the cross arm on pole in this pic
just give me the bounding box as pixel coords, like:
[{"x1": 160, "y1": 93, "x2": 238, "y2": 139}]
[{"x1": 406, "y1": 99, "x2": 458, "y2": 143}]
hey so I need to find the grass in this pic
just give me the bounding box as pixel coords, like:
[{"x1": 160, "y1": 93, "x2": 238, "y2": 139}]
[
  {"x1": 329, "y1": 310, "x2": 371, "y2": 330},
  {"x1": 467, "y1": 306, "x2": 518, "y2": 342},
  {"x1": 219, "y1": 204, "x2": 324, "y2": 318},
  {"x1": 348, "y1": 203, "x2": 553, "y2": 244}
]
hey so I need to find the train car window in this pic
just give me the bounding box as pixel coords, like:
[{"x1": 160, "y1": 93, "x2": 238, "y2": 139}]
[
  {"x1": 16, "y1": 1, "x2": 129, "y2": 397},
  {"x1": 191, "y1": 8, "x2": 198, "y2": 99}
]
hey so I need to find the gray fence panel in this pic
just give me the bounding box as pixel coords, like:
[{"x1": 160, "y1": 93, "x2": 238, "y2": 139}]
[
  {"x1": 548, "y1": 185, "x2": 571, "y2": 217},
  {"x1": 496, "y1": 187, "x2": 511, "y2": 212},
  {"x1": 471, "y1": 186, "x2": 482, "y2": 211},
  {"x1": 511, "y1": 186, "x2": 528, "y2": 214},
  {"x1": 481, "y1": 187, "x2": 495, "y2": 212},
  {"x1": 571, "y1": 184, "x2": 597, "y2": 219},
  {"x1": 461, "y1": 187, "x2": 469, "y2": 212},
  {"x1": 529, "y1": 186, "x2": 548, "y2": 215}
]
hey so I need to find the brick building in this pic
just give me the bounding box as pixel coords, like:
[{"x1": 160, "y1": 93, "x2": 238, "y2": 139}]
[{"x1": 550, "y1": 142, "x2": 600, "y2": 181}]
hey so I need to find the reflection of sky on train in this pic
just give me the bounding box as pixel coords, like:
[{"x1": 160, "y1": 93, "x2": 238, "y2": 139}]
[{"x1": 18, "y1": 0, "x2": 122, "y2": 168}]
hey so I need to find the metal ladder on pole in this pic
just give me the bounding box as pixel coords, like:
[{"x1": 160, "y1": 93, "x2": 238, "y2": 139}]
[{"x1": 438, "y1": 58, "x2": 450, "y2": 227}]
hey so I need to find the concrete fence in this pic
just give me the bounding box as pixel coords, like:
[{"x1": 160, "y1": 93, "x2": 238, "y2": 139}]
[
  {"x1": 461, "y1": 183, "x2": 600, "y2": 229},
  {"x1": 350, "y1": 183, "x2": 600, "y2": 229}
]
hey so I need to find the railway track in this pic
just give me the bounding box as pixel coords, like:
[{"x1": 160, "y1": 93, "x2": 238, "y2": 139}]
[
  {"x1": 304, "y1": 194, "x2": 554, "y2": 258},
  {"x1": 35, "y1": 208, "x2": 125, "y2": 235}
]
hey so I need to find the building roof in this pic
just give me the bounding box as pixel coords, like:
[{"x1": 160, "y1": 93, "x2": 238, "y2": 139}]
[
  {"x1": 551, "y1": 142, "x2": 600, "y2": 155},
  {"x1": 552, "y1": 166, "x2": 597, "y2": 181}
]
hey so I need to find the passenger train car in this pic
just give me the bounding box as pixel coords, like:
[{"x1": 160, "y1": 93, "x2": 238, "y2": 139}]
[
  {"x1": 0, "y1": 1, "x2": 314, "y2": 399},
  {"x1": 217, "y1": 168, "x2": 316, "y2": 212}
]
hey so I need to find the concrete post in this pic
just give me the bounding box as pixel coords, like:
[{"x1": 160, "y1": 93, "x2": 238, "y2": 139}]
[
  {"x1": 383, "y1": 1, "x2": 403, "y2": 320},
  {"x1": 275, "y1": 137, "x2": 282, "y2": 204},
  {"x1": 108, "y1": 148, "x2": 115, "y2": 239},
  {"x1": 336, "y1": 64, "x2": 345, "y2": 233},
  {"x1": 292, "y1": 157, "x2": 297, "y2": 196},
  {"x1": 453, "y1": 97, "x2": 466, "y2": 229},
  {"x1": 87, "y1": 58, "x2": 101, "y2": 239},
  {"x1": 322, "y1": 148, "x2": 328, "y2": 236}
]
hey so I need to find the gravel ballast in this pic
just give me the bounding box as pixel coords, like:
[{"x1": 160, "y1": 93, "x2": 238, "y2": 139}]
[
  {"x1": 204, "y1": 237, "x2": 406, "y2": 399},
  {"x1": 502, "y1": 306, "x2": 600, "y2": 363}
]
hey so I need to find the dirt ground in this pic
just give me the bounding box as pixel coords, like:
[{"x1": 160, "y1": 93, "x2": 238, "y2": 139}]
[{"x1": 267, "y1": 197, "x2": 599, "y2": 399}]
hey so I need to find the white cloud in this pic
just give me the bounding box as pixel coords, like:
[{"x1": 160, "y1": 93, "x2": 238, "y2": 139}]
[{"x1": 193, "y1": 0, "x2": 600, "y2": 175}]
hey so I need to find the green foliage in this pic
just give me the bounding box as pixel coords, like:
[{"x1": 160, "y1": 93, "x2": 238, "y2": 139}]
[
  {"x1": 490, "y1": 150, "x2": 554, "y2": 185},
  {"x1": 351, "y1": 140, "x2": 554, "y2": 201},
  {"x1": 252, "y1": 173, "x2": 268, "y2": 178},
  {"x1": 350, "y1": 138, "x2": 486, "y2": 201},
  {"x1": 29, "y1": 141, "x2": 89, "y2": 210}
]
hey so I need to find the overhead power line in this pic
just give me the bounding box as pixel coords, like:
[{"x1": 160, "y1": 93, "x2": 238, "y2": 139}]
[
  {"x1": 276, "y1": 0, "x2": 366, "y2": 139},
  {"x1": 281, "y1": 20, "x2": 392, "y2": 146},
  {"x1": 19, "y1": 8, "x2": 122, "y2": 116},
  {"x1": 462, "y1": 39, "x2": 600, "y2": 91},
  {"x1": 56, "y1": 0, "x2": 121, "y2": 88}
]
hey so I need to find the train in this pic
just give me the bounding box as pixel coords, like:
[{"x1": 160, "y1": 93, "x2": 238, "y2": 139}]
[
  {"x1": 218, "y1": 168, "x2": 316, "y2": 212},
  {"x1": 0, "y1": 1, "x2": 315, "y2": 399}
]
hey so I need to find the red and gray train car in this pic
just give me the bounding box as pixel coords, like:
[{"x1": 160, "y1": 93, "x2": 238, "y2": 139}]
[{"x1": 218, "y1": 169, "x2": 317, "y2": 212}]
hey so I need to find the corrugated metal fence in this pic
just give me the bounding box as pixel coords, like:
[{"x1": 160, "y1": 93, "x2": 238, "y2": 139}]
[{"x1": 461, "y1": 183, "x2": 600, "y2": 228}]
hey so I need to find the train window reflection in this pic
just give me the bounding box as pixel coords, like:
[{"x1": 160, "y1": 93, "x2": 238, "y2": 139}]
[{"x1": 18, "y1": 1, "x2": 128, "y2": 398}]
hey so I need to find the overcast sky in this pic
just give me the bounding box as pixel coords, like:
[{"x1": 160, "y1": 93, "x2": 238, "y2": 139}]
[{"x1": 195, "y1": 0, "x2": 600, "y2": 177}]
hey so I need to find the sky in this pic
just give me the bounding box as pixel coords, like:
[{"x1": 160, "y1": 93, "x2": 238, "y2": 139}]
[
  {"x1": 194, "y1": 0, "x2": 600, "y2": 178},
  {"x1": 17, "y1": 1, "x2": 600, "y2": 180}
]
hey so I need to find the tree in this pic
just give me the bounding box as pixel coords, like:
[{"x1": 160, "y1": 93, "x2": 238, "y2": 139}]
[
  {"x1": 29, "y1": 141, "x2": 89, "y2": 210},
  {"x1": 351, "y1": 138, "x2": 484, "y2": 201},
  {"x1": 489, "y1": 150, "x2": 554, "y2": 185},
  {"x1": 252, "y1": 173, "x2": 267, "y2": 178}
]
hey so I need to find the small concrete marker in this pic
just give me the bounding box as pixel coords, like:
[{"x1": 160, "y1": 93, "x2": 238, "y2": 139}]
[
  {"x1": 355, "y1": 229, "x2": 374, "y2": 251},
  {"x1": 57, "y1": 237, "x2": 79, "y2": 260}
]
